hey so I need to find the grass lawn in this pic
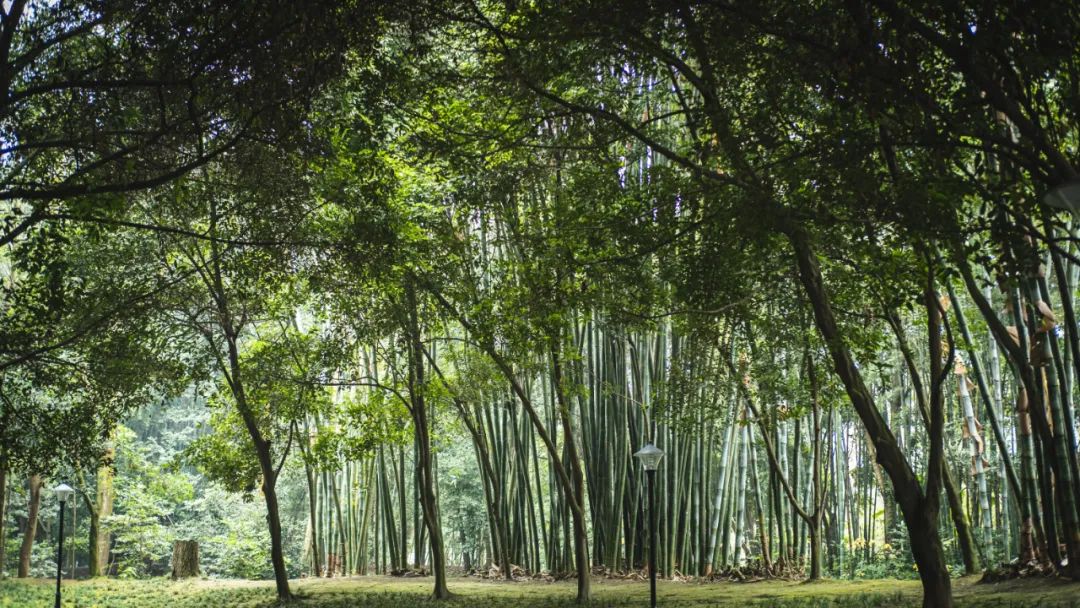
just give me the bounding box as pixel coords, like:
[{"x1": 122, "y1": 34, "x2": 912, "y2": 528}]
[{"x1": 1, "y1": 575, "x2": 1077, "y2": 607}]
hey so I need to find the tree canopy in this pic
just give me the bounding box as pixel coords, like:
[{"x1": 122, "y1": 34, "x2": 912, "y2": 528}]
[{"x1": 1, "y1": 3, "x2": 1079, "y2": 608}]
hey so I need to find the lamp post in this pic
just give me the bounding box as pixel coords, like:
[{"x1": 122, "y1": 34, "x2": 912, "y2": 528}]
[
  {"x1": 1042, "y1": 177, "x2": 1080, "y2": 213},
  {"x1": 634, "y1": 443, "x2": 664, "y2": 608},
  {"x1": 52, "y1": 483, "x2": 74, "y2": 608}
]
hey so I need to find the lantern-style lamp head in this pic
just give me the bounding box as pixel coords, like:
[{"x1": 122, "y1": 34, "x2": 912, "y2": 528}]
[
  {"x1": 634, "y1": 443, "x2": 664, "y2": 471},
  {"x1": 52, "y1": 483, "x2": 75, "y2": 503},
  {"x1": 1043, "y1": 178, "x2": 1080, "y2": 213}
]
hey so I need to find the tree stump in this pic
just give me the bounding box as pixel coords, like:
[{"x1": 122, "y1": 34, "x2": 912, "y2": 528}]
[{"x1": 170, "y1": 540, "x2": 200, "y2": 579}]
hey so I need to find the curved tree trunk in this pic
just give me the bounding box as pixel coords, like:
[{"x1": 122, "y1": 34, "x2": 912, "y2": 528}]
[
  {"x1": 225, "y1": 328, "x2": 292, "y2": 600},
  {"x1": 260, "y1": 462, "x2": 291, "y2": 599},
  {"x1": 210, "y1": 259, "x2": 292, "y2": 600},
  {"x1": 428, "y1": 286, "x2": 591, "y2": 602},
  {"x1": 17, "y1": 474, "x2": 41, "y2": 578},
  {"x1": 429, "y1": 353, "x2": 513, "y2": 581},
  {"x1": 406, "y1": 283, "x2": 451, "y2": 599},
  {"x1": 786, "y1": 223, "x2": 952, "y2": 607},
  {"x1": 551, "y1": 342, "x2": 591, "y2": 603},
  {"x1": 738, "y1": 349, "x2": 828, "y2": 582}
]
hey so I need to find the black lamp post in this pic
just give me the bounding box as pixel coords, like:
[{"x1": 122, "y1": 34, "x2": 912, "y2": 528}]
[
  {"x1": 634, "y1": 443, "x2": 664, "y2": 608},
  {"x1": 52, "y1": 483, "x2": 74, "y2": 608}
]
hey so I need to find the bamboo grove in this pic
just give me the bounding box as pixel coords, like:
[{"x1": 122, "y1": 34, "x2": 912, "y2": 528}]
[{"x1": 0, "y1": 3, "x2": 1078, "y2": 608}]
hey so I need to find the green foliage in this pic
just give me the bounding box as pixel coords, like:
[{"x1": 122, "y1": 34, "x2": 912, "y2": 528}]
[
  {"x1": 2, "y1": 1, "x2": 1078, "y2": 603},
  {"x1": 108, "y1": 425, "x2": 196, "y2": 577},
  {"x1": 195, "y1": 493, "x2": 278, "y2": 581}
]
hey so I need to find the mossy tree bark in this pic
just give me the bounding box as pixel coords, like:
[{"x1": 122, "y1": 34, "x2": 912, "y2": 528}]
[
  {"x1": 85, "y1": 449, "x2": 115, "y2": 577},
  {"x1": 0, "y1": 459, "x2": 6, "y2": 577},
  {"x1": 17, "y1": 474, "x2": 41, "y2": 578}
]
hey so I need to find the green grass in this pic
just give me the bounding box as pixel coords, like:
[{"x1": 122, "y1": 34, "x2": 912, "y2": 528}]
[{"x1": 1, "y1": 575, "x2": 1077, "y2": 608}]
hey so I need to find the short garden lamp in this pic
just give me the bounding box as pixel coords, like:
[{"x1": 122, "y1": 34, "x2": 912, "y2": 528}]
[
  {"x1": 634, "y1": 443, "x2": 664, "y2": 608},
  {"x1": 1042, "y1": 177, "x2": 1080, "y2": 214},
  {"x1": 52, "y1": 483, "x2": 74, "y2": 608}
]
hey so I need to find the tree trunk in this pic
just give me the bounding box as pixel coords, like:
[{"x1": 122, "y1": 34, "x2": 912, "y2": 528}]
[
  {"x1": 301, "y1": 433, "x2": 321, "y2": 577},
  {"x1": 228, "y1": 331, "x2": 292, "y2": 600},
  {"x1": 330, "y1": 471, "x2": 348, "y2": 576},
  {"x1": 88, "y1": 506, "x2": 102, "y2": 576},
  {"x1": 551, "y1": 342, "x2": 591, "y2": 603},
  {"x1": 889, "y1": 298, "x2": 979, "y2": 576},
  {"x1": 428, "y1": 353, "x2": 513, "y2": 581},
  {"x1": 736, "y1": 348, "x2": 828, "y2": 582},
  {"x1": 956, "y1": 366, "x2": 992, "y2": 558},
  {"x1": 197, "y1": 210, "x2": 292, "y2": 598},
  {"x1": 170, "y1": 540, "x2": 200, "y2": 579},
  {"x1": 406, "y1": 282, "x2": 451, "y2": 600},
  {"x1": 785, "y1": 223, "x2": 952, "y2": 607},
  {"x1": 941, "y1": 464, "x2": 980, "y2": 575},
  {"x1": 219, "y1": 307, "x2": 292, "y2": 598},
  {"x1": 905, "y1": 507, "x2": 954, "y2": 608},
  {"x1": 0, "y1": 462, "x2": 6, "y2": 577},
  {"x1": 808, "y1": 517, "x2": 823, "y2": 581},
  {"x1": 808, "y1": 358, "x2": 825, "y2": 581},
  {"x1": 17, "y1": 474, "x2": 42, "y2": 578},
  {"x1": 733, "y1": 422, "x2": 749, "y2": 565},
  {"x1": 261, "y1": 462, "x2": 292, "y2": 598},
  {"x1": 428, "y1": 286, "x2": 590, "y2": 602},
  {"x1": 89, "y1": 452, "x2": 115, "y2": 577}
]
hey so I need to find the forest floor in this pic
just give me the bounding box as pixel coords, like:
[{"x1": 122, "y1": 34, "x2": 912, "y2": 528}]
[{"x1": 1, "y1": 574, "x2": 1078, "y2": 607}]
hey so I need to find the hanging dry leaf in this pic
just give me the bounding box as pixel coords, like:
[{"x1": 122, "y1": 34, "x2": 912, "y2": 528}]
[
  {"x1": 973, "y1": 427, "x2": 985, "y2": 453},
  {"x1": 1036, "y1": 300, "x2": 1057, "y2": 323},
  {"x1": 1006, "y1": 326, "x2": 1020, "y2": 346},
  {"x1": 1030, "y1": 338, "x2": 1050, "y2": 366}
]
